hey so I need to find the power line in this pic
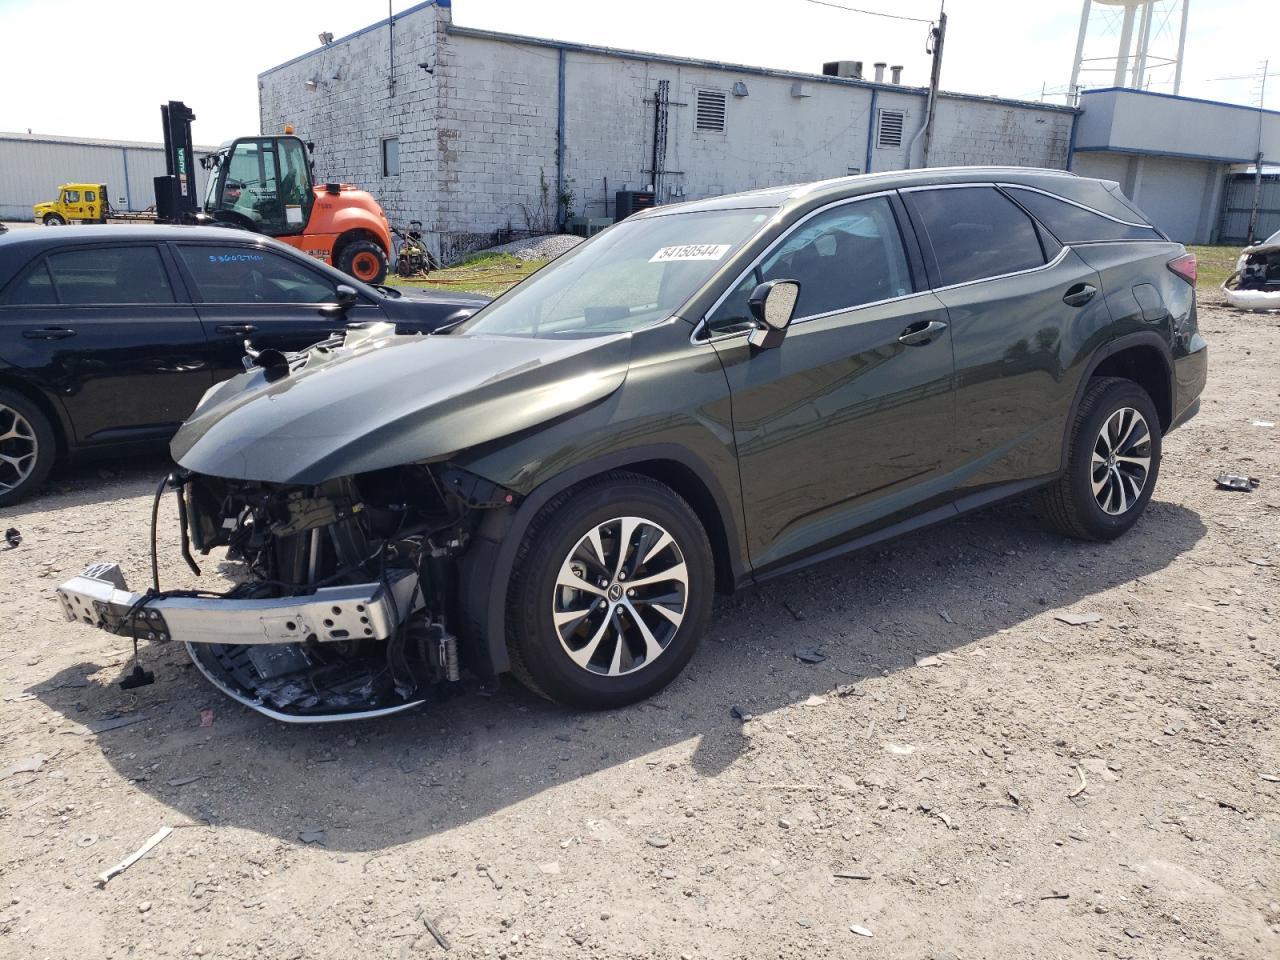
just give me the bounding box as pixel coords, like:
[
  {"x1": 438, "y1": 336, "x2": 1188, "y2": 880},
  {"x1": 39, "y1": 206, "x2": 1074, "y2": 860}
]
[{"x1": 797, "y1": 0, "x2": 934, "y2": 25}]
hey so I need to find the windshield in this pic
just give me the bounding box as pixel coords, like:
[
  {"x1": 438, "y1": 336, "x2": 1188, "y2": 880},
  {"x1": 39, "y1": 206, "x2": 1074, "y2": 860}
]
[{"x1": 459, "y1": 208, "x2": 773, "y2": 338}]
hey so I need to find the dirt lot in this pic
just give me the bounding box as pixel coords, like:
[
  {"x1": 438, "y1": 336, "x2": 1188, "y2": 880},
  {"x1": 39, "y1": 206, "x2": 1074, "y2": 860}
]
[{"x1": 1, "y1": 297, "x2": 1277, "y2": 960}]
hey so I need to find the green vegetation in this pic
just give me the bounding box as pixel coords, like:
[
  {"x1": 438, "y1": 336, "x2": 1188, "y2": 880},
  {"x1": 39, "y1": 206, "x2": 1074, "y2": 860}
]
[
  {"x1": 384, "y1": 253, "x2": 550, "y2": 297},
  {"x1": 1187, "y1": 245, "x2": 1241, "y2": 291}
]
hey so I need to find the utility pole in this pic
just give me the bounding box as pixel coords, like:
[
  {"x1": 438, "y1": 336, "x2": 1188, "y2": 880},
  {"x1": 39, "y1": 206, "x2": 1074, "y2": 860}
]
[
  {"x1": 919, "y1": 5, "x2": 947, "y2": 168},
  {"x1": 1247, "y1": 59, "x2": 1269, "y2": 244}
]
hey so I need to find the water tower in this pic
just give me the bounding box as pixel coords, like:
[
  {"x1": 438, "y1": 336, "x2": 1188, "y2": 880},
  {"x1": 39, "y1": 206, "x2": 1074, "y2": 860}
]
[{"x1": 1068, "y1": 0, "x2": 1190, "y2": 101}]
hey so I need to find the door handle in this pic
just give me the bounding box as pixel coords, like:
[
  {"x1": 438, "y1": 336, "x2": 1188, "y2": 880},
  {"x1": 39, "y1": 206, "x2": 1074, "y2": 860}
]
[
  {"x1": 1063, "y1": 283, "x2": 1097, "y2": 307},
  {"x1": 215, "y1": 323, "x2": 258, "y2": 335},
  {"x1": 22, "y1": 327, "x2": 77, "y2": 340},
  {"x1": 898, "y1": 319, "x2": 948, "y2": 346}
]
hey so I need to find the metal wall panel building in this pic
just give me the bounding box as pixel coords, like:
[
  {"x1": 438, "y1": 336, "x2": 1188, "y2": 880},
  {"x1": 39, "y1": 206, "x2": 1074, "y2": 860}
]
[{"x1": 0, "y1": 132, "x2": 213, "y2": 221}]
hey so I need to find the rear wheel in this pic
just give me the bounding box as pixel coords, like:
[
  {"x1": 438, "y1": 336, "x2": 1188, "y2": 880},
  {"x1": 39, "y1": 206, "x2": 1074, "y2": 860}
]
[
  {"x1": 506, "y1": 473, "x2": 715, "y2": 709},
  {"x1": 43, "y1": 213, "x2": 65, "y2": 226},
  {"x1": 336, "y1": 240, "x2": 388, "y2": 284},
  {"x1": 0, "y1": 389, "x2": 56, "y2": 506},
  {"x1": 1038, "y1": 377, "x2": 1162, "y2": 541}
]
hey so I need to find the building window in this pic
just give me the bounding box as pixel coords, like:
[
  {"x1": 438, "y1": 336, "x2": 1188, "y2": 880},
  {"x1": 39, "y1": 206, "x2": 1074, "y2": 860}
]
[
  {"x1": 381, "y1": 137, "x2": 400, "y2": 177},
  {"x1": 876, "y1": 109, "x2": 905, "y2": 149},
  {"x1": 695, "y1": 89, "x2": 727, "y2": 133}
]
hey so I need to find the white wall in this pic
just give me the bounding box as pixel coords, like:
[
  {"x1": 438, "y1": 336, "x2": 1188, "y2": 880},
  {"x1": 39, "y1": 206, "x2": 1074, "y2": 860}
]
[
  {"x1": 0, "y1": 136, "x2": 210, "y2": 219},
  {"x1": 258, "y1": 3, "x2": 1074, "y2": 260}
]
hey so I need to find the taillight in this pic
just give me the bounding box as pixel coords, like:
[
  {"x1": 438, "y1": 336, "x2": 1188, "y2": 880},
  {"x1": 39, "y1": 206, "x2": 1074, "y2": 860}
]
[{"x1": 1167, "y1": 253, "x2": 1197, "y2": 286}]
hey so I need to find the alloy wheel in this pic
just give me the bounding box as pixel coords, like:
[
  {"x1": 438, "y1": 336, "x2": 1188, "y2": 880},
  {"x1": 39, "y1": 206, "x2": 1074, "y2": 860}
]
[
  {"x1": 552, "y1": 516, "x2": 688, "y2": 677},
  {"x1": 1091, "y1": 406, "x2": 1151, "y2": 515},
  {"x1": 0, "y1": 403, "x2": 39, "y2": 495}
]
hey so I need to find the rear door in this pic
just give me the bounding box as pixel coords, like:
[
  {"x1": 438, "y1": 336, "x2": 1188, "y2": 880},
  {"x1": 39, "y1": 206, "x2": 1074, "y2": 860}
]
[
  {"x1": 0, "y1": 243, "x2": 212, "y2": 444},
  {"x1": 706, "y1": 193, "x2": 956, "y2": 572},
  {"x1": 901, "y1": 185, "x2": 1113, "y2": 493},
  {"x1": 171, "y1": 241, "x2": 383, "y2": 381}
]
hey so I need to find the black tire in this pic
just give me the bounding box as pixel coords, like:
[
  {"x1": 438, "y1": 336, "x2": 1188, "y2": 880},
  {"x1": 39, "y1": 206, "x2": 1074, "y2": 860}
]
[
  {"x1": 335, "y1": 240, "x2": 388, "y2": 285},
  {"x1": 505, "y1": 472, "x2": 715, "y2": 709},
  {"x1": 0, "y1": 388, "x2": 57, "y2": 507},
  {"x1": 1038, "y1": 377, "x2": 1162, "y2": 541},
  {"x1": 43, "y1": 213, "x2": 66, "y2": 226}
]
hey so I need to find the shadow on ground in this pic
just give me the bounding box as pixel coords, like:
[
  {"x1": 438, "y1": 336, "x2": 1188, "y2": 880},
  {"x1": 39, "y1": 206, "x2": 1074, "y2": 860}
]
[{"x1": 31, "y1": 496, "x2": 1205, "y2": 852}]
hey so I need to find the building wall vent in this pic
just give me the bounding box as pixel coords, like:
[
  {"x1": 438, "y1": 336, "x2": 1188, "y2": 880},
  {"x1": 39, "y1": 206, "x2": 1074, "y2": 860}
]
[
  {"x1": 695, "y1": 89, "x2": 727, "y2": 132},
  {"x1": 876, "y1": 109, "x2": 905, "y2": 149}
]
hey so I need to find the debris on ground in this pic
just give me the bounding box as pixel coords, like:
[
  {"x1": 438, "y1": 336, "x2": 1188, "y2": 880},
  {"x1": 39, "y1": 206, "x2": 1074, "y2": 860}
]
[
  {"x1": 416, "y1": 908, "x2": 451, "y2": 950},
  {"x1": 1055, "y1": 612, "x2": 1103, "y2": 626},
  {"x1": 1068, "y1": 765, "x2": 1089, "y2": 799},
  {"x1": 850, "y1": 924, "x2": 874, "y2": 937},
  {"x1": 0, "y1": 753, "x2": 47, "y2": 779},
  {"x1": 1215, "y1": 473, "x2": 1260, "y2": 492},
  {"x1": 645, "y1": 835, "x2": 672, "y2": 849},
  {"x1": 96, "y1": 826, "x2": 173, "y2": 887},
  {"x1": 3, "y1": 528, "x2": 19, "y2": 549},
  {"x1": 297, "y1": 829, "x2": 327, "y2": 845},
  {"x1": 795, "y1": 647, "x2": 827, "y2": 664},
  {"x1": 199, "y1": 709, "x2": 214, "y2": 728},
  {"x1": 834, "y1": 871, "x2": 872, "y2": 880}
]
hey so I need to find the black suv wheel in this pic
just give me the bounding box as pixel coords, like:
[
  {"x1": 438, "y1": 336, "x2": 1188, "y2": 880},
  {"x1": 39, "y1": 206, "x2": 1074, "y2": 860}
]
[
  {"x1": 505, "y1": 472, "x2": 714, "y2": 709},
  {"x1": 1039, "y1": 377, "x2": 1162, "y2": 541}
]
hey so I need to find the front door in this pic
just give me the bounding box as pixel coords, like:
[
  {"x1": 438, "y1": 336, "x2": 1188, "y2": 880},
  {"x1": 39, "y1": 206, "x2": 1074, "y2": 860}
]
[
  {"x1": 171, "y1": 242, "x2": 382, "y2": 381},
  {"x1": 0, "y1": 244, "x2": 212, "y2": 443},
  {"x1": 706, "y1": 195, "x2": 956, "y2": 572}
]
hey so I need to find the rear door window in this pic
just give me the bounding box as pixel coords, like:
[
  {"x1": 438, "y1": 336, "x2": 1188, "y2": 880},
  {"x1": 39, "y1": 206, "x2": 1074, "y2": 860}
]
[
  {"x1": 177, "y1": 244, "x2": 336, "y2": 304},
  {"x1": 1003, "y1": 187, "x2": 1161, "y2": 243},
  {"x1": 903, "y1": 186, "x2": 1047, "y2": 287},
  {"x1": 44, "y1": 246, "x2": 175, "y2": 304}
]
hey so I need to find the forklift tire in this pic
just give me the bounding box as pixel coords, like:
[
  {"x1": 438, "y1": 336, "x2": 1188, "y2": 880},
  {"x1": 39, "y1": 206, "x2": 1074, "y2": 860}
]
[
  {"x1": 336, "y1": 241, "x2": 388, "y2": 285},
  {"x1": 43, "y1": 214, "x2": 66, "y2": 226}
]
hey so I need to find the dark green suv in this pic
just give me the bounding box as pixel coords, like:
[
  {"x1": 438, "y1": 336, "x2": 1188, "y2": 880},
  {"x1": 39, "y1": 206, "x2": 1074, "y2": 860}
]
[{"x1": 57, "y1": 167, "x2": 1208, "y2": 722}]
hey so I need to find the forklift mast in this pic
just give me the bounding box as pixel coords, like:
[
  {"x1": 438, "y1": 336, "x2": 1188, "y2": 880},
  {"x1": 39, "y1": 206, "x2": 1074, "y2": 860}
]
[{"x1": 154, "y1": 100, "x2": 199, "y2": 223}]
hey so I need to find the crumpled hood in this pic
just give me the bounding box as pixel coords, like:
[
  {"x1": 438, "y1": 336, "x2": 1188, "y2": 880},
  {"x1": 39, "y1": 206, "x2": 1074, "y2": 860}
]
[{"x1": 172, "y1": 330, "x2": 633, "y2": 483}]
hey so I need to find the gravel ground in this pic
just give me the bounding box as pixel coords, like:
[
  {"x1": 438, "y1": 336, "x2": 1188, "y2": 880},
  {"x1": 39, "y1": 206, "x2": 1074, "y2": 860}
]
[
  {"x1": 481, "y1": 233, "x2": 584, "y2": 261},
  {"x1": 1, "y1": 298, "x2": 1277, "y2": 960}
]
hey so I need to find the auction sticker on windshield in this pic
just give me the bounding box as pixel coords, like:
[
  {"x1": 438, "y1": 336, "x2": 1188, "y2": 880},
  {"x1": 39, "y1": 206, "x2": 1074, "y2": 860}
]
[{"x1": 649, "y1": 244, "x2": 732, "y2": 263}]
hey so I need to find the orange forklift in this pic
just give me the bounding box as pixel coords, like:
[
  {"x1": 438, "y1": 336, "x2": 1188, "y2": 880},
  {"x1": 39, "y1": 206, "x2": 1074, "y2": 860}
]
[{"x1": 155, "y1": 101, "x2": 393, "y2": 284}]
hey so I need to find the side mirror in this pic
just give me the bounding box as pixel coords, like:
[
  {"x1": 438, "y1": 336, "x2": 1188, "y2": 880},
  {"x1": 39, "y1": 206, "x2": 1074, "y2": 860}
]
[
  {"x1": 322, "y1": 284, "x2": 359, "y2": 315},
  {"x1": 747, "y1": 279, "x2": 800, "y2": 350}
]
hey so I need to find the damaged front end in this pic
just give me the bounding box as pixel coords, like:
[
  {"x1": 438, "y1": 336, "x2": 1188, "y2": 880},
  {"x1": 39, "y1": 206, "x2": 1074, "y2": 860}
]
[
  {"x1": 1223, "y1": 242, "x2": 1280, "y2": 311},
  {"x1": 58, "y1": 464, "x2": 513, "y2": 722}
]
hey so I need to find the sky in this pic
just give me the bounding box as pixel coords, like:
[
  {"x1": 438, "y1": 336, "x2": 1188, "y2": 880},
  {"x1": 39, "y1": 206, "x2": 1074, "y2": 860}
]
[{"x1": 0, "y1": 0, "x2": 1272, "y2": 144}]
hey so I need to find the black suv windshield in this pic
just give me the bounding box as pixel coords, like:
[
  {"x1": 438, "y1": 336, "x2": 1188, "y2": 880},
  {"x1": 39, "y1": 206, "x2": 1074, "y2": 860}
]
[{"x1": 460, "y1": 208, "x2": 772, "y2": 338}]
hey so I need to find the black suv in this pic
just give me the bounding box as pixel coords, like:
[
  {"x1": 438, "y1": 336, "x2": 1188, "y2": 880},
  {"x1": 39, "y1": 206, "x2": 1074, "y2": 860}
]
[
  {"x1": 0, "y1": 225, "x2": 487, "y2": 503},
  {"x1": 57, "y1": 167, "x2": 1207, "y2": 722}
]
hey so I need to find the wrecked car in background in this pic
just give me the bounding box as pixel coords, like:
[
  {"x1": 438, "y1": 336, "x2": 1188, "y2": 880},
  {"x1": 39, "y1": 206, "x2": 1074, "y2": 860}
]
[
  {"x1": 57, "y1": 167, "x2": 1207, "y2": 722},
  {"x1": 1222, "y1": 230, "x2": 1280, "y2": 310}
]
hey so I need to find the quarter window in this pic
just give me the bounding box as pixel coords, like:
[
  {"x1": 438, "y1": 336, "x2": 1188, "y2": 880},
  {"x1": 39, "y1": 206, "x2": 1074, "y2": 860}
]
[
  {"x1": 177, "y1": 245, "x2": 336, "y2": 304},
  {"x1": 707, "y1": 196, "x2": 913, "y2": 333},
  {"x1": 43, "y1": 246, "x2": 175, "y2": 304},
  {"x1": 904, "y1": 186, "x2": 1046, "y2": 287},
  {"x1": 1004, "y1": 187, "x2": 1160, "y2": 243},
  {"x1": 2, "y1": 260, "x2": 57, "y2": 305}
]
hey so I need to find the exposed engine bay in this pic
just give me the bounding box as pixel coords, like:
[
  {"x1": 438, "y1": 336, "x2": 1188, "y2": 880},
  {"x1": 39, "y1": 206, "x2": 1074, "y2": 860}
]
[
  {"x1": 58, "y1": 463, "x2": 514, "y2": 721},
  {"x1": 1222, "y1": 242, "x2": 1280, "y2": 311}
]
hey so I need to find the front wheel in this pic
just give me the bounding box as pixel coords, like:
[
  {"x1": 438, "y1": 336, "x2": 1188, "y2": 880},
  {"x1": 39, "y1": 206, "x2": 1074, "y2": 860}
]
[
  {"x1": 505, "y1": 473, "x2": 715, "y2": 709},
  {"x1": 1038, "y1": 377, "x2": 1162, "y2": 541},
  {"x1": 336, "y1": 240, "x2": 388, "y2": 284},
  {"x1": 43, "y1": 213, "x2": 66, "y2": 226}
]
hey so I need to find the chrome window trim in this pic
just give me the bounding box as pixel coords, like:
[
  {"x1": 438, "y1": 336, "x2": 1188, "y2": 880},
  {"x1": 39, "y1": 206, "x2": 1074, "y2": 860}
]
[
  {"x1": 996, "y1": 182, "x2": 1155, "y2": 230},
  {"x1": 692, "y1": 189, "x2": 907, "y2": 343},
  {"x1": 929, "y1": 244, "x2": 1071, "y2": 295},
  {"x1": 693, "y1": 184, "x2": 1082, "y2": 344}
]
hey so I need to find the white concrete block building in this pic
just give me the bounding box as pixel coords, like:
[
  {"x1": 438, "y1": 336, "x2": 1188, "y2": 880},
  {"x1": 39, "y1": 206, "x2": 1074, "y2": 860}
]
[{"x1": 257, "y1": 0, "x2": 1075, "y2": 261}]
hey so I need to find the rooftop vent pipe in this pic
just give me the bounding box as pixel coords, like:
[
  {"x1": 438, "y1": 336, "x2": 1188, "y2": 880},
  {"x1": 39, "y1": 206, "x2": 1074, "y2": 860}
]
[
  {"x1": 873, "y1": 62, "x2": 886, "y2": 83},
  {"x1": 890, "y1": 65, "x2": 903, "y2": 83}
]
